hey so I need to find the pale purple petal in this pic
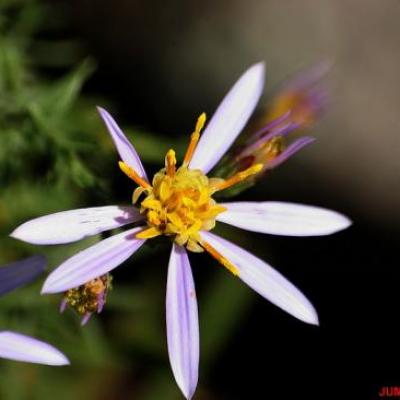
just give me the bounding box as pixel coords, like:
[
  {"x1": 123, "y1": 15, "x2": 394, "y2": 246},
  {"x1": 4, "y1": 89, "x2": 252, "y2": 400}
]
[
  {"x1": 97, "y1": 293, "x2": 105, "y2": 313},
  {"x1": 0, "y1": 331, "x2": 69, "y2": 366},
  {"x1": 59, "y1": 298, "x2": 68, "y2": 313},
  {"x1": 200, "y1": 231, "x2": 319, "y2": 325},
  {"x1": 249, "y1": 111, "x2": 291, "y2": 141},
  {"x1": 265, "y1": 136, "x2": 315, "y2": 169},
  {"x1": 41, "y1": 227, "x2": 145, "y2": 294},
  {"x1": 11, "y1": 206, "x2": 143, "y2": 245},
  {"x1": 189, "y1": 63, "x2": 265, "y2": 173},
  {"x1": 0, "y1": 255, "x2": 46, "y2": 297},
  {"x1": 166, "y1": 244, "x2": 199, "y2": 400},
  {"x1": 258, "y1": 120, "x2": 300, "y2": 142},
  {"x1": 97, "y1": 106, "x2": 148, "y2": 180},
  {"x1": 217, "y1": 202, "x2": 351, "y2": 236},
  {"x1": 239, "y1": 120, "x2": 298, "y2": 158},
  {"x1": 80, "y1": 313, "x2": 92, "y2": 326},
  {"x1": 284, "y1": 61, "x2": 331, "y2": 92}
]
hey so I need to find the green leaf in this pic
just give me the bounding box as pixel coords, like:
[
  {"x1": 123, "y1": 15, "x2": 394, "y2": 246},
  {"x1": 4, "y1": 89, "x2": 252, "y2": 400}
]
[{"x1": 45, "y1": 59, "x2": 96, "y2": 117}]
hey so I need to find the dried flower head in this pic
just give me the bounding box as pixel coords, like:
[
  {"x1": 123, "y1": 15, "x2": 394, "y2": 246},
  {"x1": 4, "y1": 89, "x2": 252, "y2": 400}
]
[{"x1": 60, "y1": 274, "x2": 112, "y2": 325}]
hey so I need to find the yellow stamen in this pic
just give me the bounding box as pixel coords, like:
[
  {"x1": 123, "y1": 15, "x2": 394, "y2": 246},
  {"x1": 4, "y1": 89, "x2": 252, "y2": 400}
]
[
  {"x1": 136, "y1": 226, "x2": 162, "y2": 239},
  {"x1": 135, "y1": 133, "x2": 226, "y2": 251},
  {"x1": 186, "y1": 239, "x2": 204, "y2": 253},
  {"x1": 165, "y1": 149, "x2": 177, "y2": 177},
  {"x1": 132, "y1": 187, "x2": 148, "y2": 204},
  {"x1": 200, "y1": 240, "x2": 240, "y2": 276},
  {"x1": 119, "y1": 161, "x2": 151, "y2": 189},
  {"x1": 141, "y1": 198, "x2": 162, "y2": 211},
  {"x1": 147, "y1": 210, "x2": 162, "y2": 226},
  {"x1": 211, "y1": 163, "x2": 263, "y2": 192},
  {"x1": 183, "y1": 113, "x2": 206, "y2": 166}
]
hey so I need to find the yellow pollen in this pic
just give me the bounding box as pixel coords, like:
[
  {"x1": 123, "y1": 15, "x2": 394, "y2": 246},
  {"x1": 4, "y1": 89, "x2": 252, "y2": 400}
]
[
  {"x1": 200, "y1": 240, "x2": 240, "y2": 276},
  {"x1": 136, "y1": 226, "x2": 162, "y2": 239},
  {"x1": 138, "y1": 160, "x2": 223, "y2": 249},
  {"x1": 119, "y1": 161, "x2": 151, "y2": 188},
  {"x1": 211, "y1": 163, "x2": 263, "y2": 192},
  {"x1": 124, "y1": 115, "x2": 262, "y2": 252},
  {"x1": 165, "y1": 149, "x2": 177, "y2": 177},
  {"x1": 183, "y1": 112, "x2": 206, "y2": 166}
]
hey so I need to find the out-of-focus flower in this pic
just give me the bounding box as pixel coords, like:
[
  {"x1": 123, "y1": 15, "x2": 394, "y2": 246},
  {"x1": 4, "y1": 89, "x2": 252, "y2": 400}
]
[
  {"x1": 234, "y1": 112, "x2": 315, "y2": 173},
  {"x1": 217, "y1": 63, "x2": 330, "y2": 195},
  {"x1": 0, "y1": 256, "x2": 69, "y2": 366},
  {"x1": 266, "y1": 62, "x2": 329, "y2": 129},
  {"x1": 11, "y1": 63, "x2": 351, "y2": 399},
  {"x1": 59, "y1": 274, "x2": 112, "y2": 326}
]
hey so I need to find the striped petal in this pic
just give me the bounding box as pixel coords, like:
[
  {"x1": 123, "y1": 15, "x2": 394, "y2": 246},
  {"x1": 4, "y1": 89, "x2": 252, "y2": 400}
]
[
  {"x1": 200, "y1": 231, "x2": 319, "y2": 325},
  {"x1": 0, "y1": 255, "x2": 46, "y2": 297},
  {"x1": 189, "y1": 63, "x2": 265, "y2": 173},
  {"x1": 41, "y1": 227, "x2": 145, "y2": 293},
  {"x1": 97, "y1": 106, "x2": 148, "y2": 180},
  {"x1": 166, "y1": 244, "x2": 199, "y2": 400},
  {"x1": 11, "y1": 206, "x2": 143, "y2": 245},
  {"x1": 217, "y1": 202, "x2": 351, "y2": 236},
  {"x1": 0, "y1": 331, "x2": 69, "y2": 366}
]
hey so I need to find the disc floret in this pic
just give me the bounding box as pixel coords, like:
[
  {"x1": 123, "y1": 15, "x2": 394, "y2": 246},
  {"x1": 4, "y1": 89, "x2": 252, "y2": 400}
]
[
  {"x1": 118, "y1": 113, "x2": 263, "y2": 254},
  {"x1": 138, "y1": 163, "x2": 226, "y2": 252}
]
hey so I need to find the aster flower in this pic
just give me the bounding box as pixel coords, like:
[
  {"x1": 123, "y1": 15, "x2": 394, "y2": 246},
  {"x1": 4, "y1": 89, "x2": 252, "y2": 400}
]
[
  {"x1": 231, "y1": 112, "x2": 315, "y2": 176},
  {"x1": 11, "y1": 63, "x2": 350, "y2": 398},
  {"x1": 0, "y1": 256, "x2": 69, "y2": 366},
  {"x1": 218, "y1": 62, "x2": 330, "y2": 194}
]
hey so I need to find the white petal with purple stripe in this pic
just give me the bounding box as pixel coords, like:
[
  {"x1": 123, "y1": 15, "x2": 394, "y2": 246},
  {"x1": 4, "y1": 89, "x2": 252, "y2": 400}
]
[
  {"x1": 11, "y1": 206, "x2": 143, "y2": 245},
  {"x1": 217, "y1": 201, "x2": 351, "y2": 236},
  {"x1": 0, "y1": 331, "x2": 69, "y2": 366},
  {"x1": 201, "y1": 231, "x2": 319, "y2": 325},
  {"x1": 189, "y1": 63, "x2": 265, "y2": 174},
  {"x1": 166, "y1": 244, "x2": 199, "y2": 400},
  {"x1": 42, "y1": 227, "x2": 145, "y2": 293},
  {"x1": 97, "y1": 106, "x2": 148, "y2": 180}
]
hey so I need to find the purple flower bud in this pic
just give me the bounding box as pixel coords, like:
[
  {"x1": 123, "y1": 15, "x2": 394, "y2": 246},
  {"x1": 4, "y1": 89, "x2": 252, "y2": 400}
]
[{"x1": 219, "y1": 63, "x2": 329, "y2": 181}]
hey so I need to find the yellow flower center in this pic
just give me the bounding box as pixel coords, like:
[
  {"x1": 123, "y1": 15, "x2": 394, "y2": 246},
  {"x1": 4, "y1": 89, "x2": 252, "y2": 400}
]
[
  {"x1": 118, "y1": 113, "x2": 263, "y2": 274},
  {"x1": 137, "y1": 163, "x2": 226, "y2": 252}
]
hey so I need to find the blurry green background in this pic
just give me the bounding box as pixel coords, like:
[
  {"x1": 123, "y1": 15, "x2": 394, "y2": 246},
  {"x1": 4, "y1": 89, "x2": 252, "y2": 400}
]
[{"x1": 1, "y1": 0, "x2": 399, "y2": 399}]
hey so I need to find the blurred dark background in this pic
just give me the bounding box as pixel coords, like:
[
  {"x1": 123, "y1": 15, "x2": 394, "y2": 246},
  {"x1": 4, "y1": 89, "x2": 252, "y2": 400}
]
[{"x1": 1, "y1": 0, "x2": 399, "y2": 399}]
